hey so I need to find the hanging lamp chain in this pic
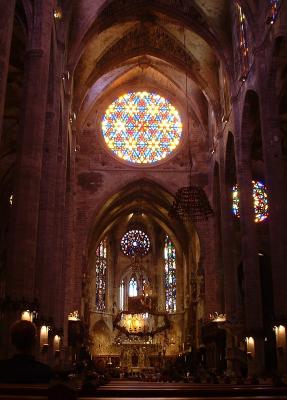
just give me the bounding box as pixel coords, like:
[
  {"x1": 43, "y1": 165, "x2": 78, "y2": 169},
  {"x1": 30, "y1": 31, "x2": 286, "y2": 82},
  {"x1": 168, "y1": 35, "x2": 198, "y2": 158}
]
[{"x1": 169, "y1": 25, "x2": 213, "y2": 222}]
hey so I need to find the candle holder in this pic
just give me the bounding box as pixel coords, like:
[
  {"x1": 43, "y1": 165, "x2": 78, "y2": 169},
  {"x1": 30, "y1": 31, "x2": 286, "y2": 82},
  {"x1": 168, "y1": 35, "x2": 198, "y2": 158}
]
[{"x1": 41, "y1": 343, "x2": 49, "y2": 353}]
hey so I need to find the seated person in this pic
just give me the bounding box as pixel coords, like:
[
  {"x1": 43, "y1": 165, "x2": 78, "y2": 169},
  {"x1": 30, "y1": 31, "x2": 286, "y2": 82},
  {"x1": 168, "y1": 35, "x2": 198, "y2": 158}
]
[{"x1": 0, "y1": 319, "x2": 52, "y2": 383}]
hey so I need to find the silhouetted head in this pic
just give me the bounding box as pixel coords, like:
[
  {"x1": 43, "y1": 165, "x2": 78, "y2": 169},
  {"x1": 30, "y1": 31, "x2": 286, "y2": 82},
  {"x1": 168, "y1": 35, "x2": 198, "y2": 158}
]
[{"x1": 10, "y1": 320, "x2": 37, "y2": 353}]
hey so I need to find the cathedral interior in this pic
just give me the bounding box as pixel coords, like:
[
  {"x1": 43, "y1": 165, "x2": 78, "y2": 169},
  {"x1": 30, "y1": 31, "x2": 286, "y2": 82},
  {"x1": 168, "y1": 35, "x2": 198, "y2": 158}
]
[{"x1": 0, "y1": 0, "x2": 287, "y2": 382}]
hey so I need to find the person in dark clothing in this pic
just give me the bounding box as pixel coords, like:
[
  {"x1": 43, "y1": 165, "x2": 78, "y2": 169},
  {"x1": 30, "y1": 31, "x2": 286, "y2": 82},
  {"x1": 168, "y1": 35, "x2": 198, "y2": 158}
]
[{"x1": 0, "y1": 319, "x2": 52, "y2": 383}]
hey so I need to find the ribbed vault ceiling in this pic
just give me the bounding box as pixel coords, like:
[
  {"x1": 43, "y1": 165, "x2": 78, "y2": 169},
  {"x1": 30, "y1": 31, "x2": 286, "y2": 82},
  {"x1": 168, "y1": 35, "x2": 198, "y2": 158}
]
[{"x1": 69, "y1": 0, "x2": 232, "y2": 140}]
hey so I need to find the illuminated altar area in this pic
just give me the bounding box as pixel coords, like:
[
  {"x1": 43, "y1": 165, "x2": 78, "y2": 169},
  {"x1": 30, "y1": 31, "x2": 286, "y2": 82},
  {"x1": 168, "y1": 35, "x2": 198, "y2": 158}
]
[{"x1": 85, "y1": 206, "x2": 202, "y2": 372}]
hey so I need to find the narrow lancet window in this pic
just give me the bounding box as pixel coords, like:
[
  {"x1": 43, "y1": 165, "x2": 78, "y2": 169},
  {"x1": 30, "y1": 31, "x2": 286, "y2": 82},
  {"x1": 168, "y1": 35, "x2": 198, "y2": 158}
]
[
  {"x1": 129, "y1": 276, "x2": 138, "y2": 297},
  {"x1": 95, "y1": 239, "x2": 107, "y2": 311},
  {"x1": 164, "y1": 235, "x2": 176, "y2": 312}
]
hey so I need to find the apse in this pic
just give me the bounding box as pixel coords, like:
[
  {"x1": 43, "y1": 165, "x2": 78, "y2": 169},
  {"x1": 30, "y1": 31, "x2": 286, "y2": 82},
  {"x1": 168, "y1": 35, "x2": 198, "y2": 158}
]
[{"x1": 84, "y1": 180, "x2": 200, "y2": 366}]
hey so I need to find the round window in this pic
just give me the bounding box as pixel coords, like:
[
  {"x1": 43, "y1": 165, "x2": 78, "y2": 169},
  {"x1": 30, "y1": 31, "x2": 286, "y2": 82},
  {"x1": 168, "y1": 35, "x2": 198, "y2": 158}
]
[
  {"x1": 102, "y1": 91, "x2": 182, "y2": 164},
  {"x1": 121, "y1": 229, "x2": 151, "y2": 257}
]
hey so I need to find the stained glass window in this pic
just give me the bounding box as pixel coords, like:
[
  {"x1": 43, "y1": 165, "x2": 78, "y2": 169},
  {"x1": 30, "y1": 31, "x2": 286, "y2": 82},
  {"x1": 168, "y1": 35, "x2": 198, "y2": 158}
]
[
  {"x1": 102, "y1": 91, "x2": 182, "y2": 164},
  {"x1": 267, "y1": 0, "x2": 280, "y2": 23},
  {"x1": 164, "y1": 235, "x2": 176, "y2": 313},
  {"x1": 129, "y1": 276, "x2": 138, "y2": 297},
  {"x1": 232, "y1": 180, "x2": 269, "y2": 223},
  {"x1": 235, "y1": 3, "x2": 249, "y2": 79},
  {"x1": 120, "y1": 279, "x2": 124, "y2": 311},
  {"x1": 95, "y1": 239, "x2": 107, "y2": 311},
  {"x1": 121, "y1": 229, "x2": 151, "y2": 257}
]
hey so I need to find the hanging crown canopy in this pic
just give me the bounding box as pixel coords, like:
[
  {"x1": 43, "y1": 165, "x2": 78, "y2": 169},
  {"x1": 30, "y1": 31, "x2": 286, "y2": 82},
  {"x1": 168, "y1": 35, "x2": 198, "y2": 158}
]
[{"x1": 169, "y1": 185, "x2": 214, "y2": 222}]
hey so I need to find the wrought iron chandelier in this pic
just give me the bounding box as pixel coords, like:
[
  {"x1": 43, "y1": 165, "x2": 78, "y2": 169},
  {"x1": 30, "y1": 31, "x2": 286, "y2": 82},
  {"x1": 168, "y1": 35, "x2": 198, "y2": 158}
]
[{"x1": 170, "y1": 185, "x2": 214, "y2": 222}]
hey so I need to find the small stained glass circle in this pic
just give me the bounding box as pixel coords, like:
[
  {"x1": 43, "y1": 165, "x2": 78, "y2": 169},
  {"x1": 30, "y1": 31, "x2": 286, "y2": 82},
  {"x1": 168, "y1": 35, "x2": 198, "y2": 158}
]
[
  {"x1": 232, "y1": 180, "x2": 268, "y2": 223},
  {"x1": 102, "y1": 91, "x2": 182, "y2": 164},
  {"x1": 121, "y1": 229, "x2": 151, "y2": 257}
]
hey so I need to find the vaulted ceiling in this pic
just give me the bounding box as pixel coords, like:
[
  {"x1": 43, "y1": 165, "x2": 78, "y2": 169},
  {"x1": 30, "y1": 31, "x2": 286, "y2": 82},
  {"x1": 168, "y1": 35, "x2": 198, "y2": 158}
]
[{"x1": 68, "y1": 0, "x2": 232, "y2": 145}]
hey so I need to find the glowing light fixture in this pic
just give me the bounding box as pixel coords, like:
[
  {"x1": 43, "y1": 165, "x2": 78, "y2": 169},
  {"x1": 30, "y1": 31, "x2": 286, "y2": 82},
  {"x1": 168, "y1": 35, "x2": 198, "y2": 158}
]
[
  {"x1": 54, "y1": 7, "x2": 62, "y2": 19},
  {"x1": 245, "y1": 336, "x2": 255, "y2": 358},
  {"x1": 21, "y1": 310, "x2": 36, "y2": 322},
  {"x1": 53, "y1": 335, "x2": 61, "y2": 353},
  {"x1": 209, "y1": 312, "x2": 226, "y2": 323},
  {"x1": 68, "y1": 310, "x2": 80, "y2": 321},
  {"x1": 40, "y1": 325, "x2": 49, "y2": 348},
  {"x1": 274, "y1": 325, "x2": 286, "y2": 349}
]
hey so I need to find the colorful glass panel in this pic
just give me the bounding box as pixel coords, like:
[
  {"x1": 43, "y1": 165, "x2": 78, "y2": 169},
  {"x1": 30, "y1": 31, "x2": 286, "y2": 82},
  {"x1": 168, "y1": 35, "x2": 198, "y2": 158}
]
[
  {"x1": 232, "y1": 180, "x2": 268, "y2": 223},
  {"x1": 121, "y1": 229, "x2": 151, "y2": 257},
  {"x1": 268, "y1": 0, "x2": 280, "y2": 23},
  {"x1": 236, "y1": 3, "x2": 249, "y2": 78},
  {"x1": 120, "y1": 279, "x2": 124, "y2": 311},
  {"x1": 129, "y1": 276, "x2": 138, "y2": 297},
  {"x1": 102, "y1": 91, "x2": 182, "y2": 164},
  {"x1": 95, "y1": 239, "x2": 107, "y2": 311},
  {"x1": 164, "y1": 235, "x2": 176, "y2": 313}
]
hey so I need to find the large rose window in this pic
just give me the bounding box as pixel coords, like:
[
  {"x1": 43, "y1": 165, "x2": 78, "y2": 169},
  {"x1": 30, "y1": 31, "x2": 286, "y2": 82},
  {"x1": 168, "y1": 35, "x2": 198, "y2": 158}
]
[
  {"x1": 102, "y1": 91, "x2": 182, "y2": 164},
  {"x1": 121, "y1": 229, "x2": 151, "y2": 257}
]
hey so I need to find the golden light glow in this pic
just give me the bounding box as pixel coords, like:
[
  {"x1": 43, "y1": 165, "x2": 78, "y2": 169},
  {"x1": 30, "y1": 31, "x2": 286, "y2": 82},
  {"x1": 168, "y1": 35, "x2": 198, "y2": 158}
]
[
  {"x1": 21, "y1": 310, "x2": 33, "y2": 322},
  {"x1": 274, "y1": 325, "x2": 286, "y2": 349},
  {"x1": 40, "y1": 325, "x2": 49, "y2": 347},
  {"x1": 246, "y1": 336, "x2": 255, "y2": 358},
  {"x1": 53, "y1": 335, "x2": 61, "y2": 352}
]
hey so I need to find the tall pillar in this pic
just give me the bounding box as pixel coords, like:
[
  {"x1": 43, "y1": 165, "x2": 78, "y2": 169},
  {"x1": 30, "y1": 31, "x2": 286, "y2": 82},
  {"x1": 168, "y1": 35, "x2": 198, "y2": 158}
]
[
  {"x1": 6, "y1": 2, "x2": 55, "y2": 301},
  {"x1": 0, "y1": 0, "x2": 15, "y2": 141},
  {"x1": 218, "y1": 138, "x2": 239, "y2": 323},
  {"x1": 196, "y1": 218, "x2": 221, "y2": 319},
  {"x1": 258, "y1": 75, "x2": 287, "y2": 326},
  {"x1": 35, "y1": 45, "x2": 62, "y2": 323},
  {"x1": 235, "y1": 102, "x2": 265, "y2": 375}
]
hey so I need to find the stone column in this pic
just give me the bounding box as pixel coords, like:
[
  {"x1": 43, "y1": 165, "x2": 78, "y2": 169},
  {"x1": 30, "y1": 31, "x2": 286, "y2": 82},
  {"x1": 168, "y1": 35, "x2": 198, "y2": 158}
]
[
  {"x1": 258, "y1": 77, "x2": 287, "y2": 326},
  {"x1": 35, "y1": 43, "x2": 62, "y2": 324},
  {"x1": 196, "y1": 217, "x2": 221, "y2": 319},
  {"x1": 218, "y1": 137, "x2": 239, "y2": 323},
  {"x1": 235, "y1": 102, "x2": 265, "y2": 376},
  {"x1": 6, "y1": 2, "x2": 54, "y2": 300},
  {"x1": 63, "y1": 103, "x2": 76, "y2": 347},
  {"x1": 0, "y1": 0, "x2": 16, "y2": 141}
]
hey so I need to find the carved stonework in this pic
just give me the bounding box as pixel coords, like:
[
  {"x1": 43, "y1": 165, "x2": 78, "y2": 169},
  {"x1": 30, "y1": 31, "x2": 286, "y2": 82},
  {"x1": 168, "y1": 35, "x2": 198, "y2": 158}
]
[{"x1": 89, "y1": 23, "x2": 198, "y2": 84}]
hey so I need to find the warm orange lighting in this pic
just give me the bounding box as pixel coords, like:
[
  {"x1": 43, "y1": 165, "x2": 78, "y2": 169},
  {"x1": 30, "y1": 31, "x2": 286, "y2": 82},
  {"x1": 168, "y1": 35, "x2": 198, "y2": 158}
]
[
  {"x1": 21, "y1": 310, "x2": 34, "y2": 322},
  {"x1": 209, "y1": 312, "x2": 226, "y2": 323},
  {"x1": 40, "y1": 325, "x2": 49, "y2": 347},
  {"x1": 68, "y1": 310, "x2": 80, "y2": 321},
  {"x1": 53, "y1": 335, "x2": 61, "y2": 352},
  {"x1": 246, "y1": 336, "x2": 255, "y2": 358},
  {"x1": 54, "y1": 7, "x2": 62, "y2": 19},
  {"x1": 274, "y1": 325, "x2": 286, "y2": 349},
  {"x1": 120, "y1": 313, "x2": 148, "y2": 334}
]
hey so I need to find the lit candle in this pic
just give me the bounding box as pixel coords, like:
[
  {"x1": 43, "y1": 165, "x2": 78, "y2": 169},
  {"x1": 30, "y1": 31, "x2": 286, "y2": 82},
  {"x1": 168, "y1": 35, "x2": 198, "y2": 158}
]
[
  {"x1": 21, "y1": 310, "x2": 33, "y2": 322},
  {"x1": 275, "y1": 325, "x2": 286, "y2": 349},
  {"x1": 53, "y1": 335, "x2": 61, "y2": 352},
  {"x1": 246, "y1": 336, "x2": 255, "y2": 358},
  {"x1": 40, "y1": 325, "x2": 49, "y2": 347}
]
